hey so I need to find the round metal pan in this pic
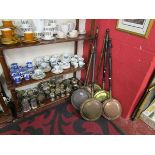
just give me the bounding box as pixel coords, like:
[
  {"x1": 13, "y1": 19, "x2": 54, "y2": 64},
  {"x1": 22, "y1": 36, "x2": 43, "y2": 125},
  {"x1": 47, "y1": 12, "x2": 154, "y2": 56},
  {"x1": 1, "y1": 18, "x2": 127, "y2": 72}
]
[
  {"x1": 102, "y1": 38, "x2": 122, "y2": 120},
  {"x1": 94, "y1": 90, "x2": 109, "y2": 102},
  {"x1": 71, "y1": 44, "x2": 94, "y2": 110},
  {"x1": 102, "y1": 98, "x2": 122, "y2": 120},
  {"x1": 80, "y1": 98, "x2": 102, "y2": 121},
  {"x1": 71, "y1": 88, "x2": 91, "y2": 110},
  {"x1": 80, "y1": 29, "x2": 102, "y2": 121}
]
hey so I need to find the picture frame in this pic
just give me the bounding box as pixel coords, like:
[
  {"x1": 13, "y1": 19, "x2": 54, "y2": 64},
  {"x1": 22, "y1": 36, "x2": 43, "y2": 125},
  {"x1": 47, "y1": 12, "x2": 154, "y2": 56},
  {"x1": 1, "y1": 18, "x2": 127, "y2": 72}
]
[{"x1": 116, "y1": 19, "x2": 154, "y2": 38}]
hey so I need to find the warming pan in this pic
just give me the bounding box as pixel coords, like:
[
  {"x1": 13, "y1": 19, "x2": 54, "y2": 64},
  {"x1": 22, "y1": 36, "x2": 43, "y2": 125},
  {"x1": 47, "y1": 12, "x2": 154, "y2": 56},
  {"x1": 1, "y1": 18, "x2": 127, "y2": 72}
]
[
  {"x1": 102, "y1": 98, "x2": 122, "y2": 120},
  {"x1": 80, "y1": 35, "x2": 102, "y2": 121},
  {"x1": 71, "y1": 45, "x2": 94, "y2": 110},
  {"x1": 102, "y1": 38, "x2": 122, "y2": 120},
  {"x1": 71, "y1": 27, "x2": 99, "y2": 110},
  {"x1": 71, "y1": 88, "x2": 91, "y2": 110},
  {"x1": 80, "y1": 98, "x2": 102, "y2": 121}
]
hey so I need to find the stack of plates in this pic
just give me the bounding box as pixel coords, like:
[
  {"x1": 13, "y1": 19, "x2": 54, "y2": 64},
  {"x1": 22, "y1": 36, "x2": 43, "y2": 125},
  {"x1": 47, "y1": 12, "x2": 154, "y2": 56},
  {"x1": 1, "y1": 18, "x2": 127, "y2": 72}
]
[
  {"x1": 1, "y1": 37, "x2": 20, "y2": 45},
  {"x1": 22, "y1": 37, "x2": 39, "y2": 44}
]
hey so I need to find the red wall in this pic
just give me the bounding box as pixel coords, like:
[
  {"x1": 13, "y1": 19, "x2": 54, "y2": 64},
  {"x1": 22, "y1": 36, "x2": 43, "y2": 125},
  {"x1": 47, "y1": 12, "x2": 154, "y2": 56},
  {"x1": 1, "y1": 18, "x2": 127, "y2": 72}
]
[{"x1": 82, "y1": 19, "x2": 155, "y2": 119}]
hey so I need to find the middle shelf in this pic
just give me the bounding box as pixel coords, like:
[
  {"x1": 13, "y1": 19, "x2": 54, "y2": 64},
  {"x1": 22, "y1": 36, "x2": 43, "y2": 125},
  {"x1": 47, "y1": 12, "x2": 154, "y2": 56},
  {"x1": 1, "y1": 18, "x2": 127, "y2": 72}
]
[{"x1": 8, "y1": 66, "x2": 85, "y2": 90}]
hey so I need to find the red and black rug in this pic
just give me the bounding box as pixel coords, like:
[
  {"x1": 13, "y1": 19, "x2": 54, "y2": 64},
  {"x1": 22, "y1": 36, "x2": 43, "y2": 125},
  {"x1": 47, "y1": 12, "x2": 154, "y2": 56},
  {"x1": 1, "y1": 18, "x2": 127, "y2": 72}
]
[{"x1": 0, "y1": 102, "x2": 124, "y2": 135}]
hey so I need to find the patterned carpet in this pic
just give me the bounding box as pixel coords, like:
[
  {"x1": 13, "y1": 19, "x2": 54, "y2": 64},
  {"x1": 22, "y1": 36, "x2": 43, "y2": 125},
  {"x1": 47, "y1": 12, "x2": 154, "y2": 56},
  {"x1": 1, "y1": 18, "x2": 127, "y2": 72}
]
[{"x1": 0, "y1": 102, "x2": 124, "y2": 135}]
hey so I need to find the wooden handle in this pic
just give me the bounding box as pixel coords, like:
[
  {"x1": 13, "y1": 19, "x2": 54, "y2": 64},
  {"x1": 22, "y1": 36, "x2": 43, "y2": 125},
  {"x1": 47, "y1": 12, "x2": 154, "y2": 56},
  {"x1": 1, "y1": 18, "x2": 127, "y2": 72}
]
[
  {"x1": 84, "y1": 46, "x2": 94, "y2": 86},
  {"x1": 102, "y1": 29, "x2": 110, "y2": 89},
  {"x1": 97, "y1": 29, "x2": 110, "y2": 82},
  {"x1": 91, "y1": 27, "x2": 99, "y2": 96},
  {"x1": 108, "y1": 38, "x2": 112, "y2": 98},
  {"x1": 92, "y1": 47, "x2": 96, "y2": 97}
]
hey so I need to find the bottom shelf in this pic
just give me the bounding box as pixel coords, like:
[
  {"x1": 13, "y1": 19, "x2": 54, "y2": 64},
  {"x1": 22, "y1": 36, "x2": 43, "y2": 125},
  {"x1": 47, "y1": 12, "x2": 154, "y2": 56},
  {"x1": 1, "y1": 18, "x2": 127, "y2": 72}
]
[
  {"x1": 0, "y1": 112, "x2": 13, "y2": 128},
  {"x1": 18, "y1": 96, "x2": 70, "y2": 119}
]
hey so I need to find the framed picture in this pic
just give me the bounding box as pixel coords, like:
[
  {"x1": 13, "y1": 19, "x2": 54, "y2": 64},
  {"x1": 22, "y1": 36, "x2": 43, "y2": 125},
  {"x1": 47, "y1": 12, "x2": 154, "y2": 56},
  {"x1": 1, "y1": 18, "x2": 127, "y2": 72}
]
[{"x1": 116, "y1": 19, "x2": 154, "y2": 38}]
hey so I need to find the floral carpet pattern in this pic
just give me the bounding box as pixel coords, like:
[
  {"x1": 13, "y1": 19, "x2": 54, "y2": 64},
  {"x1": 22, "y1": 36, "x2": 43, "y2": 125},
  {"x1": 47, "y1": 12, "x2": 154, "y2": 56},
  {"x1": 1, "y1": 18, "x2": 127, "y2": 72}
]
[{"x1": 0, "y1": 102, "x2": 124, "y2": 135}]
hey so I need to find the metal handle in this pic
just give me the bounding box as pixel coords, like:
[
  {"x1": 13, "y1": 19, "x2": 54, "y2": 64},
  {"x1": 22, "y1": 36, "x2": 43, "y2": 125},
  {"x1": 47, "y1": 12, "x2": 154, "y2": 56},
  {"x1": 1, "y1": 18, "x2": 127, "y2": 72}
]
[
  {"x1": 95, "y1": 26, "x2": 99, "y2": 39},
  {"x1": 84, "y1": 46, "x2": 94, "y2": 86},
  {"x1": 108, "y1": 38, "x2": 112, "y2": 98},
  {"x1": 91, "y1": 46, "x2": 96, "y2": 97},
  {"x1": 91, "y1": 27, "x2": 99, "y2": 97},
  {"x1": 85, "y1": 27, "x2": 99, "y2": 87}
]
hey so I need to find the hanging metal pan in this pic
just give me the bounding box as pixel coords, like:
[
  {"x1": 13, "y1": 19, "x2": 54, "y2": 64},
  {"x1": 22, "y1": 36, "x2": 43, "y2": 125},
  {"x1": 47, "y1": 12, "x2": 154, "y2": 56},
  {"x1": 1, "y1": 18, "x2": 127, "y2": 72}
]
[
  {"x1": 71, "y1": 45, "x2": 94, "y2": 110},
  {"x1": 102, "y1": 98, "x2": 122, "y2": 120},
  {"x1": 71, "y1": 88, "x2": 91, "y2": 110},
  {"x1": 102, "y1": 38, "x2": 122, "y2": 120},
  {"x1": 80, "y1": 38, "x2": 102, "y2": 121},
  {"x1": 94, "y1": 29, "x2": 110, "y2": 102},
  {"x1": 80, "y1": 98, "x2": 102, "y2": 121}
]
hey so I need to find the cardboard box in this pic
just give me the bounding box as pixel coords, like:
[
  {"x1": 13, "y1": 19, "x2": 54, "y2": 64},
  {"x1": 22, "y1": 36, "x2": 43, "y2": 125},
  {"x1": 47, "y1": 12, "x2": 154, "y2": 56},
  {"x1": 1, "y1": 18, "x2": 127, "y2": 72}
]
[{"x1": 140, "y1": 101, "x2": 155, "y2": 130}]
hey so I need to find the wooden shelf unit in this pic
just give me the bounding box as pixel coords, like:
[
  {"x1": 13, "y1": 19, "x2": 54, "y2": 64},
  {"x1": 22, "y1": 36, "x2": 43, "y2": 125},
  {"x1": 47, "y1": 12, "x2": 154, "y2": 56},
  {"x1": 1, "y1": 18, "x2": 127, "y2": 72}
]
[
  {"x1": 8, "y1": 66, "x2": 85, "y2": 90},
  {"x1": 0, "y1": 19, "x2": 96, "y2": 125}
]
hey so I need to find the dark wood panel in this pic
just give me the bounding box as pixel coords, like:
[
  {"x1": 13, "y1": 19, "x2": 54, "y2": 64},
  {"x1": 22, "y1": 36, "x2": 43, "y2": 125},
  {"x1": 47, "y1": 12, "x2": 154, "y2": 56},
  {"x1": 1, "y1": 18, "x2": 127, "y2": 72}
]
[{"x1": 0, "y1": 112, "x2": 13, "y2": 128}]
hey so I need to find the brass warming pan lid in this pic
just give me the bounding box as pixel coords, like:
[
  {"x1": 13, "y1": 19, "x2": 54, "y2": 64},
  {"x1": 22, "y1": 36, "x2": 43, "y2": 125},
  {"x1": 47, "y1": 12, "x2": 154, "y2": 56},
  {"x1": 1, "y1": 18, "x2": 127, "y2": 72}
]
[{"x1": 80, "y1": 98, "x2": 102, "y2": 121}]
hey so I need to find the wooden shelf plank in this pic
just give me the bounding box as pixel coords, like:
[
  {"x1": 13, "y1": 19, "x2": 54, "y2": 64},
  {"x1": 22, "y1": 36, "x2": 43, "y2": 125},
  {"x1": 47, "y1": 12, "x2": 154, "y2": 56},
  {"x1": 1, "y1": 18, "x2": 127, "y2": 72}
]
[
  {"x1": 8, "y1": 66, "x2": 85, "y2": 89},
  {"x1": 0, "y1": 35, "x2": 94, "y2": 50},
  {"x1": 19, "y1": 96, "x2": 69, "y2": 118},
  {"x1": 0, "y1": 112, "x2": 13, "y2": 128}
]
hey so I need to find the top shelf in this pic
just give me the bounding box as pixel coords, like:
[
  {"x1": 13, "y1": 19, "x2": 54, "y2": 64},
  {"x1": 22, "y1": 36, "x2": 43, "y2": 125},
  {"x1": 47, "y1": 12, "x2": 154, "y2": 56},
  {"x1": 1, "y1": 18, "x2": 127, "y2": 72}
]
[{"x1": 0, "y1": 35, "x2": 95, "y2": 50}]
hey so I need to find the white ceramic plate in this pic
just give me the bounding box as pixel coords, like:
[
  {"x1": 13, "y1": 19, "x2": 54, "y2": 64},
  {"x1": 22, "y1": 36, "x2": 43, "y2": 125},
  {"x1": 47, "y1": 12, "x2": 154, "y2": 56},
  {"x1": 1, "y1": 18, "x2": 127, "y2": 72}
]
[
  {"x1": 38, "y1": 66, "x2": 51, "y2": 73},
  {"x1": 62, "y1": 64, "x2": 70, "y2": 69},
  {"x1": 52, "y1": 69, "x2": 63, "y2": 74},
  {"x1": 41, "y1": 37, "x2": 55, "y2": 41},
  {"x1": 31, "y1": 73, "x2": 46, "y2": 80},
  {"x1": 67, "y1": 34, "x2": 79, "y2": 38},
  {"x1": 56, "y1": 35, "x2": 66, "y2": 39}
]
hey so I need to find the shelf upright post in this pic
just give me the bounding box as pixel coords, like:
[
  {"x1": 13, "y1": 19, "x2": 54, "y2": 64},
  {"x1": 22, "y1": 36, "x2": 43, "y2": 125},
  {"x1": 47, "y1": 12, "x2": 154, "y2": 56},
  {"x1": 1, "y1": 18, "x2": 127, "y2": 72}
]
[
  {"x1": 0, "y1": 47, "x2": 13, "y2": 124},
  {"x1": 0, "y1": 93, "x2": 9, "y2": 113},
  {"x1": 0, "y1": 47, "x2": 12, "y2": 85},
  {"x1": 90, "y1": 19, "x2": 96, "y2": 37},
  {"x1": 0, "y1": 47, "x2": 18, "y2": 116},
  {"x1": 73, "y1": 19, "x2": 80, "y2": 78},
  {"x1": 0, "y1": 47, "x2": 11, "y2": 113}
]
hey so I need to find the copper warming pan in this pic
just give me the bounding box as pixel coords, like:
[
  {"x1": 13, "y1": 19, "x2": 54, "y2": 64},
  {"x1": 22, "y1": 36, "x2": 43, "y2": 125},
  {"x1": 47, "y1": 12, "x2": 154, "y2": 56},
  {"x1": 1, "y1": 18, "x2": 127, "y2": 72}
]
[
  {"x1": 71, "y1": 48, "x2": 92, "y2": 110},
  {"x1": 102, "y1": 39, "x2": 122, "y2": 120},
  {"x1": 80, "y1": 37, "x2": 102, "y2": 121},
  {"x1": 71, "y1": 27, "x2": 100, "y2": 110}
]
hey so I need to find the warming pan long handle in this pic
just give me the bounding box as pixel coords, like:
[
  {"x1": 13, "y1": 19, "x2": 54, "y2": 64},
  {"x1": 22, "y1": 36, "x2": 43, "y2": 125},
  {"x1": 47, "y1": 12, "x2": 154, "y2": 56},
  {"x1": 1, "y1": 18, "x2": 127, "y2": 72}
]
[
  {"x1": 84, "y1": 47, "x2": 94, "y2": 86},
  {"x1": 108, "y1": 38, "x2": 112, "y2": 99},
  {"x1": 102, "y1": 29, "x2": 110, "y2": 89}
]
